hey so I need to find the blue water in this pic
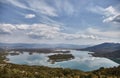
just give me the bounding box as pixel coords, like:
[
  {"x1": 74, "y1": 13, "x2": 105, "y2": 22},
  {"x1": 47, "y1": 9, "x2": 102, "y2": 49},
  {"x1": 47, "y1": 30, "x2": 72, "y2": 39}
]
[{"x1": 6, "y1": 50, "x2": 119, "y2": 71}]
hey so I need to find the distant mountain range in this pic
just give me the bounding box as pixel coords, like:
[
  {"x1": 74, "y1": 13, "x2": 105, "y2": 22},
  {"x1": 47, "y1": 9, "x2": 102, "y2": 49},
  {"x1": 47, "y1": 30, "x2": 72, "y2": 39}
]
[{"x1": 0, "y1": 43, "x2": 89, "y2": 49}]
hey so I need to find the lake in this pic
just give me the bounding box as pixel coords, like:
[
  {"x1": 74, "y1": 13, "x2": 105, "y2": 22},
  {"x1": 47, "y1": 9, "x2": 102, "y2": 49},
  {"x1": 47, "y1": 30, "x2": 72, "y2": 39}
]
[{"x1": 6, "y1": 50, "x2": 119, "y2": 71}]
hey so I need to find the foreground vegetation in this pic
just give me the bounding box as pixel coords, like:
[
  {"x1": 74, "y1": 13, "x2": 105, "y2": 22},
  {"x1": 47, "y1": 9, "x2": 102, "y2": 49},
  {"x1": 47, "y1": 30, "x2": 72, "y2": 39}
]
[
  {"x1": 0, "y1": 63, "x2": 120, "y2": 78},
  {"x1": 0, "y1": 48, "x2": 120, "y2": 78}
]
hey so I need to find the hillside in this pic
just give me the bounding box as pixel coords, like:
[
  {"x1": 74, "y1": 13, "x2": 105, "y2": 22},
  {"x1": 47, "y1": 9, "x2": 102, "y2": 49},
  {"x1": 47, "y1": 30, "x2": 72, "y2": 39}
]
[
  {"x1": 92, "y1": 50, "x2": 120, "y2": 58},
  {"x1": 81, "y1": 43, "x2": 120, "y2": 64},
  {"x1": 81, "y1": 43, "x2": 120, "y2": 53},
  {"x1": 0, "y1": 63, "x2": 120, "y2": 78}
]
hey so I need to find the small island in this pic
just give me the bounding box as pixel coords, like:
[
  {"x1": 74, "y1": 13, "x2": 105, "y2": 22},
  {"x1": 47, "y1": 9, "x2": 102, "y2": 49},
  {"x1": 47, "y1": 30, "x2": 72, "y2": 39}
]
[{"x1": 48, "y1": 54, "x2": 75, "y2": 64}]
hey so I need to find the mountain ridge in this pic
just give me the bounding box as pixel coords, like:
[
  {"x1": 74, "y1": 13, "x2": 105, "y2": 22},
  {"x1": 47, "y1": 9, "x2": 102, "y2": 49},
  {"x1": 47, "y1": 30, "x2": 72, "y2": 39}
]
[
  {"x1": 81, "y1": 42, "x2": 120, "y2": 53},
  {"x1": 0, "y1": 43, "x2": 89, "y2": 49}
]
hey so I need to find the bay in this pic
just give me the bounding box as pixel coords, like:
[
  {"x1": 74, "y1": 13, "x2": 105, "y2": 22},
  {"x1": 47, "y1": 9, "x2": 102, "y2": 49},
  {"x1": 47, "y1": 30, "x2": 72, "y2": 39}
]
[{"x1": 6, "y1": 50, "x2": 119, "y2": 71}]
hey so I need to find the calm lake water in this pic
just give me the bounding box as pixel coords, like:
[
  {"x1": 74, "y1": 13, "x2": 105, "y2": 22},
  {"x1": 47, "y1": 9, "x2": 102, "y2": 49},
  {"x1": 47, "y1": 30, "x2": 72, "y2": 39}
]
[{"x1": 6, "y1": 50, "x2": 119, "y2": 71}]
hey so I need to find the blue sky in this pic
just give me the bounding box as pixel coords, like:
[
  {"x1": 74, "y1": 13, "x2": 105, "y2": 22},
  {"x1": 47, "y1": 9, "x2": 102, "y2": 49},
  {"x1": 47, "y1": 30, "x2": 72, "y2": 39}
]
[{"x1": 0, "y1": 0, "x2": 120, "y2": 44}]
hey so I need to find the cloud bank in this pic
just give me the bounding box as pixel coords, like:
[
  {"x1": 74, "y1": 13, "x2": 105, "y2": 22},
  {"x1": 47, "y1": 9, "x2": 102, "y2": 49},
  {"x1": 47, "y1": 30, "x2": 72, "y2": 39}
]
[{"x1": 0, "y1": 24, "x2": 101, "y2": 42}]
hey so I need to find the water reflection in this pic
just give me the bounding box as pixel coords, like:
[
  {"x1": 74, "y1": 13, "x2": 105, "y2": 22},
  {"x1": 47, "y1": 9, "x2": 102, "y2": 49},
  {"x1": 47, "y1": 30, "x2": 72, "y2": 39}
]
[{"x1": 6, "y1": 50, "x2": 119, "y2": 71}]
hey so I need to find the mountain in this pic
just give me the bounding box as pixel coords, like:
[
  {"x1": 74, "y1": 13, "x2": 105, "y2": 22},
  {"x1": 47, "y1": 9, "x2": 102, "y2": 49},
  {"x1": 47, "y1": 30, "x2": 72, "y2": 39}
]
[
  {"x1": 81, "y1": 42, "x2": 120, "y2": 64},
  {"x1": 0, "y1": 43, "x2": 89, "y2": 49},
  {"x1": 103, "y1": 50, "x2": 120, "y2": 58},
  {"x1": 92, "y1": 50, "x2": 120, "y2": 58},
  {"x1": 81, "y1": 42, "x2": 120, "y2": 53}
]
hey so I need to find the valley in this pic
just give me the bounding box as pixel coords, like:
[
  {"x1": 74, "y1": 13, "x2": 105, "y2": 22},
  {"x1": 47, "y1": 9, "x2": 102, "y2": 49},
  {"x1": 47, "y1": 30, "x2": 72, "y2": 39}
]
[{"x1": 0, "y1": 42, "x2": 120, "y2": 78}]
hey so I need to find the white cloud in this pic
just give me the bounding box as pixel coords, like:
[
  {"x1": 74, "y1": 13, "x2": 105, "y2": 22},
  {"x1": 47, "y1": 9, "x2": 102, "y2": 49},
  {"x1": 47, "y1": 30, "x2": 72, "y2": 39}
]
[
  {"x1": 88, "y1": 6, "x2": 120, "y2": 23},
  {"x1": 103, "y1": 6, "x2": 120, "y2": 23},
  {"x1": 25, "y1": 24, "x2": 100, "y2": 40},
  {"x1": 1, "y1": 0, "x2": 60, "y2": 27},
  {"x1": 2, "y1": 0, "x2": 77, "y2": 17},
  {"x1": 2, "y1": 0, "x2": 58, "y2": 17},
  {"x1": 16, "y1": 24, "x2": 30, "y2": 30},
  {"x1": 26, "y1": 24, "x2": 61, "y2": 39},
  {"x1": 0, "y1": 24, "x2": 16, "y2": 34},
  {"x1": 54, "y1": 0, "x2": 75, "y2": 16},
  {"x1": 0, "y1": 23, "x2": 119, "y2": 44},
  {"x1": 112, "y1": 15, "x2": 120, "y2": 23},
  {"x1": 25, "y1": 14, "x2": 36, "y2": 19},
  {"x1": 86, "y1": 27, "x2": 120, "y2": 38},
  {"x1": 61, "y1": 33, "x2": 100, "y2": 40},
  {"x1": 104, "y1": 6, "x2": 118, "y2": 16},
  {"x1": 26, "y1": 0, "x2": 58, "y2": 17},
  {"x1": 0, "y1": 23, "x2": 101, "y2": 43},
  {"x1": 4, "y1": 0, "x2": 29, "y2": 9},
  {"x1": 1, "y1": 0, "x2": 78, "y2": 26}
]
